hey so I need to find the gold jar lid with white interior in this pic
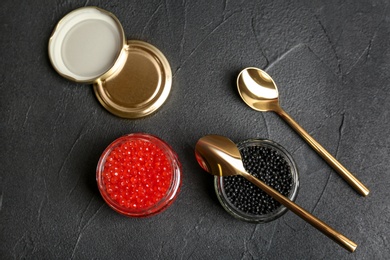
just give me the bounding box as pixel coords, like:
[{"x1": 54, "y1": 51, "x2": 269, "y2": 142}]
[{"x1": 48, "y1": 7, "x2": 172, "y2": 118}]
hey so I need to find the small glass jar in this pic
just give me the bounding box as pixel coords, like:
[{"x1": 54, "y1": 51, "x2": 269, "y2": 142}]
[
  {"x1": 97, "y1": 133, "x2": 182, "y2": 217},
  {"x1": 214, "y1": 139, "x2": 299, "y2": 223}
]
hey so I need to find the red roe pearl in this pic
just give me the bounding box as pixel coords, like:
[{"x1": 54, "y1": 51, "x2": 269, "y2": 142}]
[{"x1": 97, "y1": 133, "x2": 181, "y2": 217}]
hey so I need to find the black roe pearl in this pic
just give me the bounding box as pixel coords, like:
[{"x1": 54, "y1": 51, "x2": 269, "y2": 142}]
[{"x1": 222, "y1": 145, "x2": 293, "y2": 216}]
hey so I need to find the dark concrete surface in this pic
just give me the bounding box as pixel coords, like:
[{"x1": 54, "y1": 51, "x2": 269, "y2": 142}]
[{"x1": 1, "y1": 0, "x2": 389, "y2": 259}]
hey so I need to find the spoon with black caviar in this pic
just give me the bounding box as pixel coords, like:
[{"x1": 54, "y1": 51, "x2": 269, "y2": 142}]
[
  {"x1": 237, "y1": 67, "x2": 369, "y2": 196},
  {"x1": 195, "y1": 134, "x2": 357, "y2": 252}
]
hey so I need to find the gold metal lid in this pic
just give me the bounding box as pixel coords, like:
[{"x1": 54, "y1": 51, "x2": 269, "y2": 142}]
[{"x1": 93, "y1": 40, "x2": 172, "y2": 118}]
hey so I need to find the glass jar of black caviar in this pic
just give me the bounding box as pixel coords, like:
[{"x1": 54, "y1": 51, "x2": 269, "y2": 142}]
[{"x1": 214, "y1": 139, "x2": 299, "y2": 223}]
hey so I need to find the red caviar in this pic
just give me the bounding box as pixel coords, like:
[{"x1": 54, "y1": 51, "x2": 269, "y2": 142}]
[{"x1": 97, "y1": 133, "x2": 181, "y2": 217}]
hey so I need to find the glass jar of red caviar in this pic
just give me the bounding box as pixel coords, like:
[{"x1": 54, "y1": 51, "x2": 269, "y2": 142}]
[
  {"x1": 97, "y1": 133, "x2": 182, "y2": 217},
  {"x1": 214, "y1": 139, "x2": 299, "y2": 223}
]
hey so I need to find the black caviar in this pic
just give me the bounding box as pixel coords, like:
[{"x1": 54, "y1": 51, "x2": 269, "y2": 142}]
[{"x1": 222, "y1": 145, "x2": 293, "y2": 215}]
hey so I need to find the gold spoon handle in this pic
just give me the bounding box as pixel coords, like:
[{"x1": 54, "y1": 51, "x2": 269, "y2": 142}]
[
  {"x1": 242, "y1": 172, "x2": 357, "y2": 252},
  {"x1": 275, "y1": 107, "x2": 369, "y2": 196}
]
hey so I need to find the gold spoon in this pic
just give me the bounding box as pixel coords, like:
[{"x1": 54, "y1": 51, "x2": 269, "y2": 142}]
[
  {"x1": 237, "y1": 67, "x2": 369, "y2": 197},
  {"x1": 195, "y1": 134, "x2": 357, "y2": 252}
]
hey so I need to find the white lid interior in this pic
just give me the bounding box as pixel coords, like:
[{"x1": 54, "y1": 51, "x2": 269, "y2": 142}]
[{"x1": 49, "y1": 7, "x2": 124, "y2": 82}]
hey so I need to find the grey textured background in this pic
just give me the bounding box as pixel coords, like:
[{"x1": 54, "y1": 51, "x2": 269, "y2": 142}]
[{"x1": 1, "y1": 0, "x2": 390, "y2": 259}]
